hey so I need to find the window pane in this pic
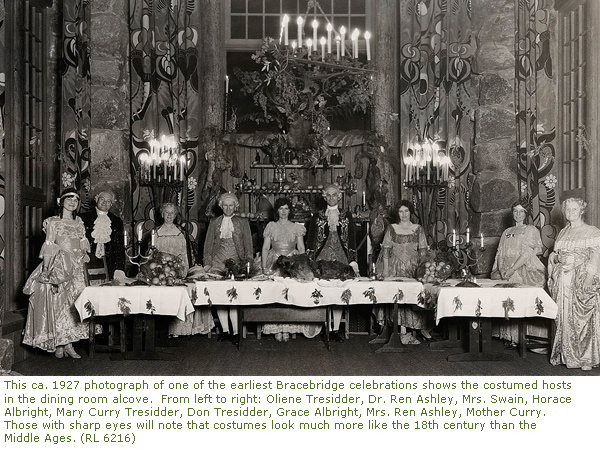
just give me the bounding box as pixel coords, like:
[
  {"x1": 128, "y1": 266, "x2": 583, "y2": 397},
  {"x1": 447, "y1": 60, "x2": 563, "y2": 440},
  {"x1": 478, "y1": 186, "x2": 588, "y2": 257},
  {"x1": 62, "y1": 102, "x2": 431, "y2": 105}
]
[
  {"x1": 320, "y1": 0, "x2": 332, "y2": 14},
  {"x1": 231, "y1": 0, "x2": 246, "y2": 14},
  {"x1": 231, "y1": 16, "x2": 246, "y2": 39},
  {"x1": 350, "y1": 16, "x2": 365, "y2": 32},
  {"x1": 282, "y1": 0, "x2": 298, "y2": 14},
  {"x1": 265, "y1": 16, "x2": 281, "y2": 39},
  {"x1": 248, "y1": 0, "x2": 263, "y2": 14},
  {"x1": 351, "y1": 0, "x2": 365, "y2": 14},
  {"x1": 248, "y1": 16, "x2": 264, "y2": 39},
  {"x1": 334, "y1": 0, "x2": 349, "y2": 14},
  {"x1": 265, "y1": 0, "x2": 280, "y2": 13}
]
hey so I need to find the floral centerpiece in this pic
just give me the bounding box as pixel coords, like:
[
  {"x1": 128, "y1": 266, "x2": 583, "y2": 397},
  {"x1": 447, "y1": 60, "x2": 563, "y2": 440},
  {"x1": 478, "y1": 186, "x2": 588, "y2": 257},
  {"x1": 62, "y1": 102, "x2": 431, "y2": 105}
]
[{"x1": 234, "y1": 37, "x2": 373, "y2": 166}]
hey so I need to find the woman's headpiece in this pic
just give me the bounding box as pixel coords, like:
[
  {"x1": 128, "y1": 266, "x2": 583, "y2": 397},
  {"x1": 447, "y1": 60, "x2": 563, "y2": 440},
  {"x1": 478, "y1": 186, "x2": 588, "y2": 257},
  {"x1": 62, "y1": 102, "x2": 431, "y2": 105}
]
[{"x1": 57, "y1": 189, "x2": 80, "y2": 206}]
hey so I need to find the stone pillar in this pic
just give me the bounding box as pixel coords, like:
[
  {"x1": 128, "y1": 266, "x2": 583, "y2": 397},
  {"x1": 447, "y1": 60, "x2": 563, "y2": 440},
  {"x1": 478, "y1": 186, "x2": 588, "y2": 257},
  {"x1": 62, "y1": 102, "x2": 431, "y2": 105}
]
[
  {"x1": 469, "y1": 1, "x2": 520, "y2": 274},
  {"x1": 373, "y1": 0, "x2": 399, "y2": 203},
  {"x1": 89, "y1": 1, "x2": 131, "y2": 223}
]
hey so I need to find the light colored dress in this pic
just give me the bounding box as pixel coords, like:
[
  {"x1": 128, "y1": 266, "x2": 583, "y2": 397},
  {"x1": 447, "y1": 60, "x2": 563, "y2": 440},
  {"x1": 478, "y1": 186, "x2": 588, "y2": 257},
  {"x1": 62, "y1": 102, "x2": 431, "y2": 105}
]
[
  {"x1": 156, "y1": 226, "x2": 214, "y2": 336},
  {"x1": 375, "y1": 224, "x2": 430, "y2": 332},
  {"x1": 549, "y1": 223, "x2": 600, "y2": 369},
  {"x1": 491, "y1": 224, "x2": 546, "y2": 343},
  {"x1": 261, "y1": 221, "x2": 321, "y2": 338},
  {"x1": 23, "y1": 216, "x2": 91, "y2": 352},
  {"x1": 155, "y1": 225, "x2": 189, "y2": 276}
]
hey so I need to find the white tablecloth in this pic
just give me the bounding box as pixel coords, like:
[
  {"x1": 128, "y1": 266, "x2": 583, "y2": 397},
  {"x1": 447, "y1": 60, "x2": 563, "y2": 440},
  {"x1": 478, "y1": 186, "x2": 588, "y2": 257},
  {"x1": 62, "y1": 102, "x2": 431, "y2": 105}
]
[
  {"x1": 193, "y1": 277, "x2": 424, "y2": 307},
  {"x1": 74, "y1": 285, "x2": 195, "y2": 321},
  {"x1": 433, "y1": 279, "x2": 557, "y2": 324}
]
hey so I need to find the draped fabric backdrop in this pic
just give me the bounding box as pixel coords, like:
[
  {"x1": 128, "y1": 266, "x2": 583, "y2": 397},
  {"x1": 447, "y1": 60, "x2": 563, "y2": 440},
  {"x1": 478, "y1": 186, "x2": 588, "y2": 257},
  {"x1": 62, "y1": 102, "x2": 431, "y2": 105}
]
[
  {"x1": 399, "y1": 0, "x2": 475, "y2": 245},
  {"x1": 0, "y1": 0, "x2": 6, "y2": 330},
  {"x1": 60, "y1": 0, "x2": 92, "y2": 209},
  {"x1": 514, "y1": 0, "x2": 557, "y2": 255},
  {"x1": 129, "y1": 0, "x2": 201, "y2": 256}
]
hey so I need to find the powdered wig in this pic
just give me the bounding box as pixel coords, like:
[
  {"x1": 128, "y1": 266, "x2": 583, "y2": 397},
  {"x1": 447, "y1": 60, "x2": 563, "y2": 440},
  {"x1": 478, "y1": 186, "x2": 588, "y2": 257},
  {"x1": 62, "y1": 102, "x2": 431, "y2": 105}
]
[
  {"x1": 218, "y1": 192, "x2": 239, "y2": 209},
  {"x1": 94, "y1": 190, "x2": 116, "y2": 204}
]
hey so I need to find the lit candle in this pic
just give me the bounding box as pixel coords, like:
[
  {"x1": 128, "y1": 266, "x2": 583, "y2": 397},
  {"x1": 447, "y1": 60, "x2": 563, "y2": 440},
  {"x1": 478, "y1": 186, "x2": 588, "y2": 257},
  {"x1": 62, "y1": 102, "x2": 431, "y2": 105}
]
[
  {"x1": 362, "y1": 191, "x2": 366, "y2": 207},
  {"x1": 179, "y1": 155, "x2": 186, "y2": 181},
  {"x1": 282, "y1": 15, "x2": 289, "y2": 46},
  {"x1": 151, "y1": 229, "x2": 156, "y2": 247},
  {"x1": 312, "y1": 20, "x2": 318, "y2": 51},
  {"x1": 351, "y1": 28, "x2": 359, "y2": 59},
  {"x1": 336, "y1": 37, "x2": 340, "y2": 61},
  {"x1": 340, "y1": 26, "x2": 346, "y2": 57},
  {"x1": 480, "y1": 233, "x2": 485, "y2": 249},
  {"x1": 466, "y1": 227, "x2": 470, "y2": 244},
  {"x1": 225, "y1": 75, "x2": 229, "y2": 94},
  {"x1": 452, "y1": 229, "x2": 457, "y2": 247},
  {"x1": 326, "y1": 23, "x2": 333, "y2": 54},
  {"x1": 136, "y1": 224, "x2": 143, "y2": 242},
  {"x1": 124, "y1": 230, "x2": 128, "y2": 247},
  {"x1": 364, "y1": 31, "x2": 371, "y2": 61},
  {"x1": 320, "y1": 37, "x2": 326, "y2": 61},
  {"x1": 306, "y1": 38, "x2": 312, "y2": 57},
  {"x1": 297, "y1": 17, "x2": 303, "y2": 48},
  {"x1": 291, "y1": 40, "x2": 297, "y2": 52}
]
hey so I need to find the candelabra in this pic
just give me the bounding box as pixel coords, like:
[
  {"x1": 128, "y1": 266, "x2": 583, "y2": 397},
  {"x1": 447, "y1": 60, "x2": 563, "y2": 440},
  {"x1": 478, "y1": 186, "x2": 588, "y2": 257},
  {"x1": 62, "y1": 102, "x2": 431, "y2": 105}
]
[
  {"x1": 445, "y1": 230, "x2": 486, "y2": 281},
  {"x1": 124, "y1": 229, "x2": 157, "y2": 272}
]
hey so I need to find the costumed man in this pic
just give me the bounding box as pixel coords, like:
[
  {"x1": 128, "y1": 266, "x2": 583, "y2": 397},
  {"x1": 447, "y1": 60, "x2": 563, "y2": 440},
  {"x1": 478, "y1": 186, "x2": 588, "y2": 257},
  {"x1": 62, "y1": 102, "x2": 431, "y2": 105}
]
[
  {"x1": 306, "y1": 184, "x2": 358, "y2": 342},
  {"x1": 80, "y1": 190, "x2": 126, "y2": 281}
]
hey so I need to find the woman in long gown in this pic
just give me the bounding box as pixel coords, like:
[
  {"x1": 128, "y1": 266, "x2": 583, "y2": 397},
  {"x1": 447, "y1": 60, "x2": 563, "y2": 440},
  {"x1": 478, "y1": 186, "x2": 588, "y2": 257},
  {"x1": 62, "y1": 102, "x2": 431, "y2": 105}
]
[
  {"x1": 491, "y1": 200, "x2": 546, "y2": 347},
  {"x1": 203, "y1": 193, "x2": 253, "y2": 346},
  {"x1": 154, "y1": 203, "x2": 214, "y2": 337},
  {"x1": 549, "y1": 198, "x2": 600, "y2": 371},
  {"x1": 374, "y1": 200, "x2": 430, "y2": 342},
  {"x1": 22, "y1": 188, "x2": 91, "y2": 358},
  {"x1": 260, "y1": 198, "x2": 321, "y2": 342}
]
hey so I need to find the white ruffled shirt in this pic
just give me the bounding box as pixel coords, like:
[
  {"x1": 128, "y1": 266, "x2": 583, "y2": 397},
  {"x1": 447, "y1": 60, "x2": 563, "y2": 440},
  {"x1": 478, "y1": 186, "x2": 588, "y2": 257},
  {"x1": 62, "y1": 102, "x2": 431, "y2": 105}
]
[
  {"x1": 220, "y1": 215, "x2": 235, "y2": 239},
  {"x1": 91, "y1": 209, "x2": 112, "y2": 258},
  {"x1": 326, "y1": 205, "x2": 340, "y2": 229}
]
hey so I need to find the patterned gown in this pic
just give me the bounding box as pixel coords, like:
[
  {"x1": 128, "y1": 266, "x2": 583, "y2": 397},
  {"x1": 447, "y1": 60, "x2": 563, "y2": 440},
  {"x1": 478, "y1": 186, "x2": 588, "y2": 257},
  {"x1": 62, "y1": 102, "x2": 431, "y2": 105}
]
[
  {"x1": 374, "y1": 224, "x2": 430, "y2": 334},
  {"x1": 22, "y1": 217, "x2": 91, "y2": 352},
  {"x1": 262, "y1": 221, "x2": 321, "y2": 338},
  {"x1": 491, "y1": 224, "x2": 546, "y2": 343},
  {"x1": 549, "y1": 223, "x2": 600, "y2": 369}
]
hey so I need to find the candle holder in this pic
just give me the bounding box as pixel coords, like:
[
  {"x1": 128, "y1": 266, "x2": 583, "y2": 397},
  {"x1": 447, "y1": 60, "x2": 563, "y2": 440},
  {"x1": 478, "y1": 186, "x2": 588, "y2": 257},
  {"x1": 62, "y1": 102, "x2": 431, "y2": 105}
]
[
  {"x1": 445, "y1": 236, "x2": 485, "y2": 282},
  {"x1": 125, "y1": 241, "x2": 154, "y2": 272}
]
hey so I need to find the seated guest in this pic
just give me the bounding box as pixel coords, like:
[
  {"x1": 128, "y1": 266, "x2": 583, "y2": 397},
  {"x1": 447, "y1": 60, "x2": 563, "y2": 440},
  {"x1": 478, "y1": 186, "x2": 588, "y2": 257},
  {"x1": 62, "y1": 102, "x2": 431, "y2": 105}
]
[
  {"x1": 549, "y1": 198, "x2": 600, "y2": 371},
  {"x1": 374, "y1": 200, "x2": 431, "y2": 343},
  {"x1": 491, "y1": 199, "x2": 546, "y2": 348},
  {"x1": 306, "y1": 184, "x2": 357, "y2": 342},
  {"x1": 154, "y1": 203, "x2": 190, "y2": 276},
  {"x1": 153, "y1": 202, "x2": 213, "y2": 337},
  {"x1": 204, "y1": 193, "x2": 253, "y2": 346},
  {"x1": 261, "y1": 198, "x2": 321, "y2": 342},
  {"x1": 80, "y1": 190, "x2": 125, "y2": 280}
]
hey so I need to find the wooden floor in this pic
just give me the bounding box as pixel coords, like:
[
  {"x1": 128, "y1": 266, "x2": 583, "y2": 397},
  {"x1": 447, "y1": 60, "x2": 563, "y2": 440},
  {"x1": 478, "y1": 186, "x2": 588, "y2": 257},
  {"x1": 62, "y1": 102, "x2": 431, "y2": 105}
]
[{"x1": 11, "y1": 332, "x2": 598, "y2": 377}]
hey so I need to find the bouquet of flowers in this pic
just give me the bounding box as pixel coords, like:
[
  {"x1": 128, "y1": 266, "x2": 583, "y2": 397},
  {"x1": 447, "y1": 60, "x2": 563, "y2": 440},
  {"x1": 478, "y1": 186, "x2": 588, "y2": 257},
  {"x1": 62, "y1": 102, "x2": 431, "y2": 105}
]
[{"x1": 138, "y1": 251, "x2": 186, "y2": 286}]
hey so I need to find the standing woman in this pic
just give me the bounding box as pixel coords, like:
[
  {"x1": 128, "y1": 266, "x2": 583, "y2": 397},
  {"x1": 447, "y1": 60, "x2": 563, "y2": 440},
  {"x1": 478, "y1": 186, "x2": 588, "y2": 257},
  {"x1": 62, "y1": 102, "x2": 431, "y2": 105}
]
[
  {"x1": 374, "y1": 200, "x2": 430, "y2": 342},
  {"x1": 491, "y1": 200, "x2": 546, "y2": 347},
  {"x1": 260, "y1": 198, "x2": 320, "y2": 342},
  {"x1": 203, "y1": 193, "x2": 253, "y2": 345},
  {"x1": 549, "y1": 198, "x2": 600, "y2": 371},
  {"x1": 23, "y1": 188, "x2": 91, "y2": 358}
]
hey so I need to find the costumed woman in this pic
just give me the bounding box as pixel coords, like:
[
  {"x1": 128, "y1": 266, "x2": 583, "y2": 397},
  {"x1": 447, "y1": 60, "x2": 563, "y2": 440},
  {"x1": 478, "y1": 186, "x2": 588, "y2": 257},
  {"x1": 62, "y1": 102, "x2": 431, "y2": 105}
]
[
  {"x1": 203, "y1": 193, "x2": 253, "y2": 346},
  {"x1": 549, "y1": 198, "x2": 600, "y2": 371},
  {"x1": 153, "y1": 203, "x2": 213, "y2": 337},
  {"x1": 491, "y1": 199, "x2": 546, "y2": 348},
  {"x1": 22, "y1": 188, "x2": 91, "y2": 358},
  {"x1": 260, "y1": 198, "x2": 321, "y2": 342},
  {"x1": 374, "y1": 200, "x2": 430, "y2": 343}
]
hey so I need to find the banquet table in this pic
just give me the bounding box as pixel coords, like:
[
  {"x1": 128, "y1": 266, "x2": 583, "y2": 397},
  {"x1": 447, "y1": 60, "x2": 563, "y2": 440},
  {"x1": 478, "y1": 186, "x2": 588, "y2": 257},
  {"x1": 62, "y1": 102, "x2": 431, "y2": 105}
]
[
  {"x1": 74, "y1": 285, "x2": 195, "y2": 359},
  {"x1": 193, "y1": 277, "x2": 425, "y2": 351},
  {"x1": 429, "y1": 279, "x2": 557, "y2": 361}
]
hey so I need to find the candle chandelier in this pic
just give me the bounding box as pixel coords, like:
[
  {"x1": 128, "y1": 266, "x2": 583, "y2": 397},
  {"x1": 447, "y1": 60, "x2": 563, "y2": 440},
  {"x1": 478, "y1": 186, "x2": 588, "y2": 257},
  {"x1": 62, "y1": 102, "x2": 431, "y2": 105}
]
[
  {"x1": 137, "y1": 135, "x2": 187, "y2": 186},
  {"x1": 278, "y1": 2, "x2": 371, "y2": 62},
  {"x1": 402, "y1": 139, "x2": 452, "y2": 187}
]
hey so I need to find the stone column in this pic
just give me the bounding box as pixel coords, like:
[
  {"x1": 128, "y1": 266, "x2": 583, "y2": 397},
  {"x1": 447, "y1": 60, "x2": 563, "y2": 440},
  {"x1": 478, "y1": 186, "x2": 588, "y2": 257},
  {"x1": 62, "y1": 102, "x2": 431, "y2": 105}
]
[
  {"x1": 469, "y1": 1, "x2": 519, "y2": 274},
  {"x1": 373, "y1": 0, "x2": 399, "y2": 203},
  {"x1": 89, "y1": 1, "x2": 131, "y2": 223}
]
